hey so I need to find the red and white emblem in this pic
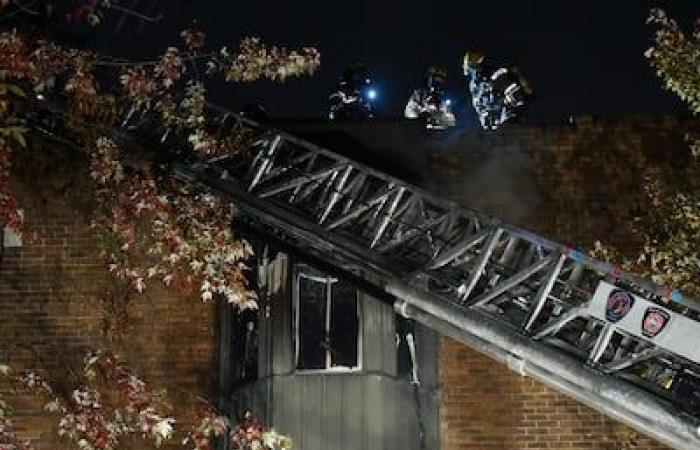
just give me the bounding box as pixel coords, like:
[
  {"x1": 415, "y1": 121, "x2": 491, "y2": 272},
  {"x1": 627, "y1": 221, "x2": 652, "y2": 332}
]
[{"x1": 642, "y1": 307, "x2": 670, "y2": 338}]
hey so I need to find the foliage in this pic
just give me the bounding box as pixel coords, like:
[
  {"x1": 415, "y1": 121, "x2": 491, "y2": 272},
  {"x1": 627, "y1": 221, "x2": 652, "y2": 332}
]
[
  {"x1": 645, "y1": 8, "x2": 700, "y2": 162},
  {"x1": 0, "y1": 354, "x2": 290, "y2": 450},
  {"x1": 0, "y1": 361, "x2": 32, "y2": 450},
  {"x1": 0, "y1": 353, "x2": 173, "y2": 450},
  {"x1": 591, "y1": 9, "x2": 700, "y2": 298},
  {"x1": 633, "y1": 175, "x2": 699, "y2": 293},
  {"x1": 0, "y1": 5, "x2": 319, "y2": 303},
  {"x1": 183, "y1": 410, "x2": 291, "y2": 450},
  {"x1": 0, "y1": 2, "x2": 320, "y2": 449},
  {"x1": 0, "y1": 81, "x2": 27, "y2": 231},
  {"x1": 584, "y1": 9, "x2": 700, "y2": 299},
  {"x1": 645, "y1": 8, "x2": 700, "y2": 116},
  {"x1": 89, "y1": 137, "x2": 257, "y2": 308}
]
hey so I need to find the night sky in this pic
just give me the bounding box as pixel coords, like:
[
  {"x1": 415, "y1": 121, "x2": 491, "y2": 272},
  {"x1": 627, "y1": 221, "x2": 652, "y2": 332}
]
[{"x1": 83, "y1": 0, "x2": 700, "y2": 125}]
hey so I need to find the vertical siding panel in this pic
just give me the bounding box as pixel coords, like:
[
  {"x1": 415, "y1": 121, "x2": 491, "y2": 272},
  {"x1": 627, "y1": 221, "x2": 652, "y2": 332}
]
[
  {"x1": 324, "y1": 375, "x2": 343, "y2": 450},
  {"x1": 342, "y1": 376, "x2": 365, "y2": 450},
  {"x1": 300, "y1": 376, "x2": 314, "y2": 450},
  {"x1": 340, "y1": 376, "x2": 349, "y2": 450},
  {"x1": 399, "y1": 383, "x2": 410, "y2": 450},
  {"x1": 395, "y1": 383, "x2": 408, "y2": 450},
  {"x1": 397, "y1": 380, "x2": 414, "y2": 450},
  {"x1": 263, "y1": 378, "x2": 274, "y2": 425},
  {"x1": 233, "y1": 375, "x2": 439, "y2": 450},
  {"x1": 250, "y1": 381, "x2": 269, "y2": 423},
  {"x1": 364, "y1": 375, "x2": 385, "y2": 450},
  {"x1": 384, "y1": 301, "x2": 398, "y2": 377},
  {"x1": 361, "y1": 292, "x2": 396, "y2": 376},
  {"x1": 271, "y1": 377, "x2": 287, "y2": 438},
  {"x1": 257, "y1": 317, "x2": 269, "y2": 378},
  {"x1": 229, "y1": 264, "x2": 440, "y2": 450},
  {"x1": 289, "y1": 377, "x2": 304, "y2": 450},
  {"x1": 253, "y1": 379, "x2": 271, "y2": 425},
  {"x1": 405, "y1": 382, "x2": 422, "y2": 450}
]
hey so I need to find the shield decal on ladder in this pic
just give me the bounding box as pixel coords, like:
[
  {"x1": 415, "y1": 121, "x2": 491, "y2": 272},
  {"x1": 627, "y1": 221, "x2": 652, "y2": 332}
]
[
  {"x1": 605, "y1": 289, "x2": 635, "y2": 323},
  {"x1": 642, "y1": 307, "x2": 670, "y2": 338}
]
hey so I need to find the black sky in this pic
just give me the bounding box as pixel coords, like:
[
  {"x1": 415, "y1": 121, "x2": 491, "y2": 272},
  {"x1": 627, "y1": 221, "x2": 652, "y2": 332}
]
[{"x1": 84, "y1": 0, "x2": 700, "y2": 124}]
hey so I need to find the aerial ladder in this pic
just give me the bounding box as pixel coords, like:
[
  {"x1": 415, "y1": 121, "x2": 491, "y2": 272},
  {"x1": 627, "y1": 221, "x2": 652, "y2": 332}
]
[{"x1": 33, "y1": 101, "x2": 700, "y2": 449}]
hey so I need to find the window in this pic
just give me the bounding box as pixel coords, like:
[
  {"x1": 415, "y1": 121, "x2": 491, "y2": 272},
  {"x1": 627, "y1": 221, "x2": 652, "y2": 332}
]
[
  {"x1": 232, "y1": 308, "x2": 258, "y2": 384},
  {"x1": 294, "y1": 265, "x2": 360, "y2": 371}
]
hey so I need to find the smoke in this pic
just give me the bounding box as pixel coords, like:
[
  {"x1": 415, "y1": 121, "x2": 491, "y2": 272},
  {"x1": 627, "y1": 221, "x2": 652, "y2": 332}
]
[
  {"x1": 284, "y1": 119, "x2": 542, "y2": 229},
  {"x1": 422, "y1": 126, "x2": 541, "y2": 228}
]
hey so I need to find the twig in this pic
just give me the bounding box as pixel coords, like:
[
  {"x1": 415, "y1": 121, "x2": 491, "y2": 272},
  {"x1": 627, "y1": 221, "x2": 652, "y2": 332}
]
[
  {"x1": 171, "y1": 386, "x2": 217, "y2": 409},
  {"x1": 10, "y1": 0, "x2": 39, "y2": 15},
  {"x1": 0, "y1": 0, "x2": 39, "y2": 20},
  {"x1": 93, "y1": 52, "x2": 216, "y2": 68},
  {"x1": 114, "y1": 0, "x2": 139, "y2": 32},
  {"x1": 139, "y1": 0, "x2": 161, "y2": 32},
  {"x1": 106, "y1": 3, "x2": 162, "y2": 24}
]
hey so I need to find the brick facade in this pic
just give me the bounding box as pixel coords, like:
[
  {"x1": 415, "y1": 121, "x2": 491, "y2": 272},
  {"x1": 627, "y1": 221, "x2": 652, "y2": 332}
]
[
  {"x1": 0, "y1": 145, "x2": 218, "y2": 449},
  {"x1": 439, "y1": 339, "x2": 668, "y2": 450}
]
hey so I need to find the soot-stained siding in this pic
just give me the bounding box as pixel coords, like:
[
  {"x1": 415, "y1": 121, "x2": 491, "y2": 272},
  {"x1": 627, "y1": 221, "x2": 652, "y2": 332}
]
[{"x1": 224, "y1": 251, "x2": 440, "y2": 450}]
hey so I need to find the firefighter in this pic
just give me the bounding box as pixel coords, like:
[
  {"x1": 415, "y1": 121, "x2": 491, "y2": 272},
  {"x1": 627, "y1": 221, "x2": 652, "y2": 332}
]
[
  {"x1": 463, "y1": 51, "x2": 531, "y2": 130},
  {"x1": 328, "y1": 63, "x2": 376, "y2": 122},
  {"x1": 404, "y1": 67, "x2": 455, "y2": 130}
]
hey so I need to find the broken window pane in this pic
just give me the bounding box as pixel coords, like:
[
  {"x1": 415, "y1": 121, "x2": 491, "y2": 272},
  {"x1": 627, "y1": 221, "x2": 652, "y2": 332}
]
[
  {"x1": 296, "y1": 265, "x2": 360, "y2": 371},
  {"x1": 298, "y1": 275, "x2": 327, "y2": 370},
  {"x1": 330, "y1": 279, "x2": 358, "y2": 368}
]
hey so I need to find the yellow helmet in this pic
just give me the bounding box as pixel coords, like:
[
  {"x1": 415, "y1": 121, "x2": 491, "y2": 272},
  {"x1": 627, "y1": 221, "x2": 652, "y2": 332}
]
[{"x1": 463, "y1": 51, "x2": 485, "y2": 71}]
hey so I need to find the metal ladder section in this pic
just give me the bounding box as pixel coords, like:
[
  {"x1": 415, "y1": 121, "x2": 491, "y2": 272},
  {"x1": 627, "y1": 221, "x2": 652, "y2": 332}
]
[{"x1": 174, "y1": 116, "x2": 700, "y2": 449}]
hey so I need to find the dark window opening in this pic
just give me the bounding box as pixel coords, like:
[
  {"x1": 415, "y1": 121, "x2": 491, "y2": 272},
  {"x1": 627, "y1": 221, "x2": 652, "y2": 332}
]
[
  {"x1": 232, "y1": 309, "x2": 258, "y2": 383},
  {"x1": 330, "y1": 280, "x2": 359, "y2": 368},
  {"x1": 298, "y1": 275, "x2": 327, "y2": 370},
  {"x1": 295, "y1": 265, "x2": 360, "y2": 371}
]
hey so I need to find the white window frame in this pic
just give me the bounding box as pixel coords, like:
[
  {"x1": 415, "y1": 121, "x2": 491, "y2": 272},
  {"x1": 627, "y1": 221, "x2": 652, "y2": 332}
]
[{"x1": 293, "y1": 265, "x2": 362, "y2": 373}]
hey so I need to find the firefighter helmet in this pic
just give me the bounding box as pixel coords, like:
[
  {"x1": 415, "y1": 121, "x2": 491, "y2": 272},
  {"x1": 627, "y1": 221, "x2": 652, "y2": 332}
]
[{"x1": 463, "y1": 51, "x2": 485, "y2": 73}]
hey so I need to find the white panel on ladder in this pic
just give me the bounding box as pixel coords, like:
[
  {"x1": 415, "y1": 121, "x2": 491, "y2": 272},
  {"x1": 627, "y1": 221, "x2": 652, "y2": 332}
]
[{"x1": 588, "y1": 281, "x2": 700, "y2": 363}]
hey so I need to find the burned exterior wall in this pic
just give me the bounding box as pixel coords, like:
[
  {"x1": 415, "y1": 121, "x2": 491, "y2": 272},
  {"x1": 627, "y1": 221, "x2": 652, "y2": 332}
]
[{"x1": 224, "y1": 250, "x2": 441, "y2": 450}]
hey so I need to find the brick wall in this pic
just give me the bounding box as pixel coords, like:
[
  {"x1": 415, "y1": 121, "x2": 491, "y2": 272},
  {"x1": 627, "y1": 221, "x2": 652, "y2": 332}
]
[
  {"x1": 434, "y1": 117, "x2": 697, "y2": 450},
  {"x1": 424, "y1": 116, "x2": 698, "y2": 246},
  {"x1": 439, "y1": 339, "x2": 668, "y2": 450},
  {"x1": 0, "y1": 144, "x2": 218, "y2": 449}
]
